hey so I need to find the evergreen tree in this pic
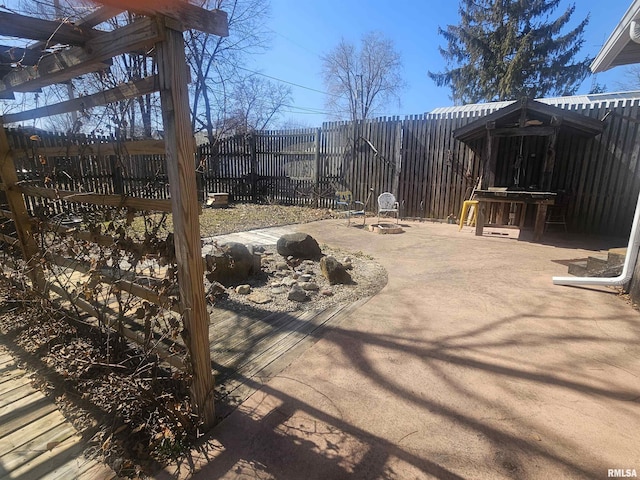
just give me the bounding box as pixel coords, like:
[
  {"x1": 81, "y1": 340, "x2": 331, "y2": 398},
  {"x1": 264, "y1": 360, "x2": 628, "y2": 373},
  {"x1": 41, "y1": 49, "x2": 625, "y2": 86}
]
[{"x1": 429, "y1": 0, "x2": 592, "y2": 104}]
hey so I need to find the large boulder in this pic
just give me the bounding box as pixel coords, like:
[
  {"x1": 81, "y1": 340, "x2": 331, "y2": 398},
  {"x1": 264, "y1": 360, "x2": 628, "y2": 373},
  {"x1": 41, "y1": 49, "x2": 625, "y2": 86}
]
[
  {"x1": 204, "y1": 242, "x2": 254, "y2": 286},
  {"x1": 320, "y1": 256, "x2": 352, "y2": 285},
  {"x1": 276, "y1": 233, "x2": 322, "y2": 260}
]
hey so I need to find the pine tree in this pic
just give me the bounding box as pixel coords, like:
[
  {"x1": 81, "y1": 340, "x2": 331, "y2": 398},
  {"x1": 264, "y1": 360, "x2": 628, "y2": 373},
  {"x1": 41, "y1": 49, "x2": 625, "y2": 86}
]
[{"x1": 429, "y1": 0, "x2": 592, "y2": 104}]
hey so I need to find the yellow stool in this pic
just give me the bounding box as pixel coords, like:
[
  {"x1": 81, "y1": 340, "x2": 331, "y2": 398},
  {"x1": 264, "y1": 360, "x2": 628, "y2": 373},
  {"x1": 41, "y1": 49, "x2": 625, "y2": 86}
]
[{"x1": 459, "y1": 200, "x2": 479, "y2": 230}]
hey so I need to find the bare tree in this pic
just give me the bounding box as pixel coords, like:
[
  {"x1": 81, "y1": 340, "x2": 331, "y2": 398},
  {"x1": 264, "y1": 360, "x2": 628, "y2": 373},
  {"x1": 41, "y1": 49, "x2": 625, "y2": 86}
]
[
  {"x1": 614, "y1": 65, "x2": 640, "y2": 92},
  {"x1": 321, "y1": 31, "x2": 405, "y2": 121},
  {"x1": 185, "y1": 0, "x2": 272, "y2": 142},
  {"x1": 224, "y1": 75, "x2": 291, "y2": 133}
]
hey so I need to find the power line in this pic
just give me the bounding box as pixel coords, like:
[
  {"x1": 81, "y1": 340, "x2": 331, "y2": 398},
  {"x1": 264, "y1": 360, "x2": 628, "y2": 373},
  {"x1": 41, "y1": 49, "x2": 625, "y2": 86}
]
[
  {"x1": 281, "y1": 103, "x2": 330, "y2": 114},
  {"x1": 235, "y1": 65, "x2": 344, "y2": 98},
  {"x1": 267, "y1": 28, "x2": 321, "y2": 57}
]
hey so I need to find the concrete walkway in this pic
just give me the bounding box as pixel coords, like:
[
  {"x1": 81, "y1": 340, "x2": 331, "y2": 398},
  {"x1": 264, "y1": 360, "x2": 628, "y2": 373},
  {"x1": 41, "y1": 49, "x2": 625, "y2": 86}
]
[{"x1": 162, "y1": 220, "x2": 640, "y2": 479}]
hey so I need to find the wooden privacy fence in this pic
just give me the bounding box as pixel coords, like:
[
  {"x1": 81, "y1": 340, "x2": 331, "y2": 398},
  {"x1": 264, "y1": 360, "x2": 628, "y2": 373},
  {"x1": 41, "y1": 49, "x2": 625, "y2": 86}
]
[
  {"x1": 198, "y1": 96, "x2": 640, "y2": 237},
  {"x1": 12, "y1": 94, "x2": 639, "y2": 237}
]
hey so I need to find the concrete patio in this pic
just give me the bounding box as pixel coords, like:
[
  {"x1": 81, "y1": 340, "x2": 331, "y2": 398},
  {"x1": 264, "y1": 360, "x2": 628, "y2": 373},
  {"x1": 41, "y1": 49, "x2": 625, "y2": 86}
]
[{"x1": 161, "y1": 219, "x2": 640, "y2": 479}]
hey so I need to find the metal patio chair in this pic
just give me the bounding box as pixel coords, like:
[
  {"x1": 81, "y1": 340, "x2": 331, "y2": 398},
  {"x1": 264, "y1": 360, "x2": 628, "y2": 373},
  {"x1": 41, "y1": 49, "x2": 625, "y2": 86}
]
[{"x1": 377, "y1": 192, "x2": 400, "y2": 223}]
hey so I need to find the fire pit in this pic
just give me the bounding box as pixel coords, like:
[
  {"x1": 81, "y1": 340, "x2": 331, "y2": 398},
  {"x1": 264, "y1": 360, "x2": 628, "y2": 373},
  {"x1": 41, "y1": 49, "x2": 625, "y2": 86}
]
[{"x1": 368, "y1": 223, "x2": 404, "y2": 234}]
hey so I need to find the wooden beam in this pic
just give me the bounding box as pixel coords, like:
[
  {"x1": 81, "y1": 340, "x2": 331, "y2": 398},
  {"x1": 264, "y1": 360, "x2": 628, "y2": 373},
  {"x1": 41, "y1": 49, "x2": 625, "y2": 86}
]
[
  {"x1": 75, "y1": 5, "x2": 124, "y2": 29},
  {"x1": 12, "y1": 138, "x2": 166, "y2": 158},
  {"x1": 24, "y1": 6, "x2": 124, "y2": 53},
  {"x1": 42, "y1": 220, "x2": 175, "y2": 261},
  {"x1": 490, "y1": 126, "x2": 556, "y2": 137},
  {"x1": 16, "y1": 184, "x2": 172, "y2": 212},
  {"x1": 0, "y1": 45, "x2": 42, "y2": 66},
  {"x1": 114, "y1": 278, "x2": 181, "y2": 313},
  {"x1": 96, "y1": 0, "x2": 229, "y2": 36},
  {"x1": 1, "y1": 54, "x2": 112, "y2": 94},
  {"x1": 0, "y1": 11, "x2": 101, "y2": 46},
  {"x1": 2, "y1": 76, "x2": 160, "y2": 124},
  {"x1": 0, "y1": 232, "x2": 19, "y2": 245},
  {"x1": 46, "y1": 253, "x2": 180, "y2": 314},
  {"x1": 47, "y1": 282, "x2": 184, "y2": 369},
  {"x1": 0, "y1": 124, "x2": 46, "y2": 292},
  {"x1": 43, "y1": 221, "x2": 116, "y2": 248},
  {"x1": 0, "y1": 17, "x2": 162, "y2": 95},
  {"x1": 157, "y1": 24, "x2": 215, "y2": 428}
]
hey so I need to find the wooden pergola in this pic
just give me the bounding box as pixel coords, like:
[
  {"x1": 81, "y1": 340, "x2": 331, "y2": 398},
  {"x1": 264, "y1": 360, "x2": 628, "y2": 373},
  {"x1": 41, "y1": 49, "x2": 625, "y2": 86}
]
[{"x1": 0, "y1": 1, "x2": 228, "y2": 428}]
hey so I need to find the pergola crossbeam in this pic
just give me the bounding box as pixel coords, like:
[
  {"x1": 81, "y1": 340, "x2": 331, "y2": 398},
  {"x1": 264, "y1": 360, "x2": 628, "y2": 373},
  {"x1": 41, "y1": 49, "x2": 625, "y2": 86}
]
[
  {"x1": 0, "y1": 11, "x2": 102, "y2": 46},
  {"x1": 2, "y1": 75, "x2": 160, "y2": 124},
  {"x1": 0, "y1": 17, "x2": 162, "y2": 95}
]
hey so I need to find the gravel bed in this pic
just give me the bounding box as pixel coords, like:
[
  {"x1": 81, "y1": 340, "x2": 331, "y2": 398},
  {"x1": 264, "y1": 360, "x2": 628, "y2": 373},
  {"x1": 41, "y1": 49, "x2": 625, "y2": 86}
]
[{"x1": 209, "y1": 244, "x2": 388, "y2": 315}]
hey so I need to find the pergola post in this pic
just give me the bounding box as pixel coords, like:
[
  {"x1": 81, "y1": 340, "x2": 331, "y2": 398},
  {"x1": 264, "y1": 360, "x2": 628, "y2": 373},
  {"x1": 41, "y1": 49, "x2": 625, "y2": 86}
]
[
  {"x1": 0, "y1": 123, "x2": 47, "y2": 293},
  {"x1": 156, "y1": 21, "x2": 215, "y2": 429}
]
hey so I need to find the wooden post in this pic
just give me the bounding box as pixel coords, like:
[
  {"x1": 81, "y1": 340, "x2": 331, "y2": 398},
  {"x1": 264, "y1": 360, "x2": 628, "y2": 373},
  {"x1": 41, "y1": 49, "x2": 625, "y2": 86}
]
[
  {"x1": 0, "y1": 124, "x2": 46, "y2": 292},
  {"x1": 534, "y1": 203, "x2": 549, "y2": 242},
  {"x1": 156, "y1": 22, "x2": 215, "y2": 429},
  {"x1": 109, "y1": 155, "x2": 124, "y2": 195},
  {"x1": 475, "y1": 201, "x2": 485, "y2": 236},
  {"x1": 393, "y1": 120, "x2": 402, "y2": 194},
  {"x1": 249, "y1": 133, "x2": 257, "y2": 203},
  {"x1": 540, "y1": 128, "x2": 558, "y2": 191},
  {"x1": 313, "y1": 127, "x2": 321, "y2": 208},
  {"x1": 483, "y1": 123, "x2": 497, "y2": 189}
]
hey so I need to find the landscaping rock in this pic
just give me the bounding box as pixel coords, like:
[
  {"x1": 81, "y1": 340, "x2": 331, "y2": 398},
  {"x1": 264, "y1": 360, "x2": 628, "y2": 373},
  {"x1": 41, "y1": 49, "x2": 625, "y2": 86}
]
[
  {"x1": 288, "y1": 285, "x2": 308, "y2": 302},
  {"x1": 271, "y1": 286, "x2": 287, "y2": 295},
  {"x1": 300, "y1": 274, "x2": 313, "y2": 282},
  {"x1": 248, "y1": 292, "x2": 272, "y2": 304},
  {"x1": 276, "y1": 261, "x2": 289, "y2": 271},
  {"x1": 320, "y1": 289, "x2": 334, "y2": 296},
  {"x1": 300, "y1": 282, "x2": 319, "y2": 291},
  {"x1": 206, "y1": 281, "x2": 226, "y2": 296},
  {"x1": 276, "y1": 233, "x2": 322, "y2": 260},
  {"x1": 320, "y1": 256, "x2": 352, "y2": 285},
  {"x1": 235, "y1": 284, "x2": 251, "y2": 295},
  {"x1": 282, "y1": 277, "x2": 297, "y2": 287},
  {"x1": 204, "y1": 242, "x2": 253, "y2": 286}
]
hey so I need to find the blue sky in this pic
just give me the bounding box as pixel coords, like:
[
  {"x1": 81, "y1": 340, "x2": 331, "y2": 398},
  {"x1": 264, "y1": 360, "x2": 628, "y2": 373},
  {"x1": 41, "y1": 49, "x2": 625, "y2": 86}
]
[{"x1": 249, "y1": 0, "x2": 637, "y2": 127}]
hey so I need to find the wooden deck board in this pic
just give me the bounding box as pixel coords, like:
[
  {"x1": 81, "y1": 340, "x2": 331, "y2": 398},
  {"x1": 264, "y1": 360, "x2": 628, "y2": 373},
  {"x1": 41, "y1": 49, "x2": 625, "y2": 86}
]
[
  {"x1": 212, "y1": 310, "x2": 316, "y2": 374},
  {"x1": 217, "y1": 297, "x2": 371, "y2": 406},
  {"x1": 39, "y1": 456, "x2": 118, "y2": 480},
  {"x1": 0, "y1": 382, "x2": 35, "y2": 408},
  {"x1": 0, "y1": 410, "x2": 69, "y2": 456},
  {"x1": 1, "y1": 398, "x2": 58, "y2": 438},
  {"x1": 0, "y1": 372, "x2": 31, "y2": 393},
  {"x1": 0, "y1": 347, "x2": 115, "y2": 480},
  {"x1": 0, "y1": 423, "x2": 77, "y2": 472}
]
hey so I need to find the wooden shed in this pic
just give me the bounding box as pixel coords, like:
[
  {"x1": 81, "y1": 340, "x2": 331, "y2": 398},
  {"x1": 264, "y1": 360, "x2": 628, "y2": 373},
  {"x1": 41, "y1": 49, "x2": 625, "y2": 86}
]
[
  {"x1": 453, "y1": 97, "x2": 604, "y2": 192},
  {"x1": 452, "y1": 98, "x2": 604, "y2": 240}
]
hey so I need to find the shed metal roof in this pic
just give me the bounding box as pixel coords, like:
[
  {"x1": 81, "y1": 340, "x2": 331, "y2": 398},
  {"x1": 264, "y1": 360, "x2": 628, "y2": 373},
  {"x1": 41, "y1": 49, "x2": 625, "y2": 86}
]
[
  {"x1": 429, "y1": 90, "x2": 640, "y2": 116},
  {"x1": 453, "y1": 98, "x2": 605, "y2": 143}
]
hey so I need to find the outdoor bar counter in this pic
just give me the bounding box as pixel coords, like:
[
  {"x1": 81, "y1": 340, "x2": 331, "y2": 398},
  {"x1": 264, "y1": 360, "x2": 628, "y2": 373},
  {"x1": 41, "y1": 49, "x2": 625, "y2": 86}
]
[{"x1": 473, "y1": 190, "x2": 556, "y2": 242}]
